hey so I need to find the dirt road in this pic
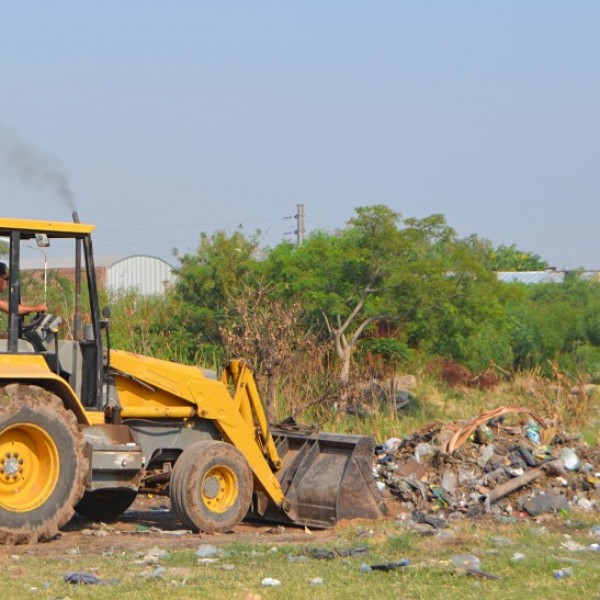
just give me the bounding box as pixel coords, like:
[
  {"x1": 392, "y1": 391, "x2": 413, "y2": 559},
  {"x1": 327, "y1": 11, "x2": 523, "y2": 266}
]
[{"x1": 10, "y1": 495, "x2": 336, "y2": 558}]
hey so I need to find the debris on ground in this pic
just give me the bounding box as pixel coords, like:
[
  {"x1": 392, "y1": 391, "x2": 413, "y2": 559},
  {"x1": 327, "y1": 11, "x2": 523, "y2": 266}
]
[
  {"x1": 143, "y1": 566, "x2": 166, "y2": 579},
  {"x1": 450, "y1": 554, "x2": 501, "y2": 579},
  {"x1": 552, "y1": 567, "x2": 573, "y2": 580},
  {"x1": 305, "y1": 546, "x2": 369, "y2": 559},
  {"x1": 375, "y1": 406, "x2": 600, "y2": 521},
  {"x1": 63, "y1": 571, "x2": 118, "y2": 585},
  {"x1": 141, "y1": 546, "x2": 170, "y2": 564},
  {"x1": 195, "y1": 544, "x2": 221, "y2": 558},
  {"x1": 360, "y1": 559, "x2": 410, "y2": 573}
]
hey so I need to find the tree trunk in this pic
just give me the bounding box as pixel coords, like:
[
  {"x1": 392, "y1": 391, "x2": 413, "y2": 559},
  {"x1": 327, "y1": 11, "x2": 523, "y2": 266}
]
[{"x1": 339, "y1": 346, "x2": 352, "y2": 388}]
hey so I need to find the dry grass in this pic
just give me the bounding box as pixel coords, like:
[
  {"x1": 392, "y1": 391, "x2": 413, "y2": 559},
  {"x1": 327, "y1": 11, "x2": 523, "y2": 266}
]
[{"x1": 306, "y1": 366, "x2": 600, "y2": 443}]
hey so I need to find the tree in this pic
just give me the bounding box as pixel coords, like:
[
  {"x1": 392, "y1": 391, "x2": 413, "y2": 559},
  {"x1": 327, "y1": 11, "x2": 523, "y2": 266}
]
[
  {"x1": 172, "y1": 228, "x2": 261, "y2": 362},
  {"x1": 219, "y1": 281, "x2": 317, "y2": 421},
  {"x1": 412, "y1": 237, "x2": 513, "y2": 371},
  {"x1": 265, "y1": 206, "x2": 406, "y2": 398},
  {"x1": 465, "y1": 236, "x2": 549, "y2": 271}
]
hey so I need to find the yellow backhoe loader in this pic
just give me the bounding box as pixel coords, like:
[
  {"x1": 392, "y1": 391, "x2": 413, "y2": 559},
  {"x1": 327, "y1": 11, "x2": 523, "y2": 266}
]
[{"x1": 0, "y1": 215, "x2": 386, "y2": 544}]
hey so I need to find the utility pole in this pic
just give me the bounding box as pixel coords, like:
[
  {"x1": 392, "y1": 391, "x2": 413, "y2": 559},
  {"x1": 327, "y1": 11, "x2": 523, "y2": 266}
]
[{"x1": 295, "y1": 204, "x2": 305, "y2": 247}]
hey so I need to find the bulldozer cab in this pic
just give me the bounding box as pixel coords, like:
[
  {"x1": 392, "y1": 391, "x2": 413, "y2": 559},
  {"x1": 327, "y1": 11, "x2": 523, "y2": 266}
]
[{"x1": 0, "y1": 215, "x2": 106, "y2": 412}]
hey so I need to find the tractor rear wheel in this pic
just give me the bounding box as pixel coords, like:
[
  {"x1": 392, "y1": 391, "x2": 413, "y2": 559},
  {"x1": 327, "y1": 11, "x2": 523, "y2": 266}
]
[
  {"x1": 0, "y1": 385, "x2": 86, "y2": 544},
  {"x1": 75, "y1": 488, "x2": 138, "y2": 522},
  {"x1": 170, "y1": 441, "x2": 253, "y2": 533}
]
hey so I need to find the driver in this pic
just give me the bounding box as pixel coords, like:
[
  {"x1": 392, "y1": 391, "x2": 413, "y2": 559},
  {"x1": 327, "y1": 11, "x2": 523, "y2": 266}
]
[{"x1": 0, "y1": 262, "x2": 47, "y2": 315}]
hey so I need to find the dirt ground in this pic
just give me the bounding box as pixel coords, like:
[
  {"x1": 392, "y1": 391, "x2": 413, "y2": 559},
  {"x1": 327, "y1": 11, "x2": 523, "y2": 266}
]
[{"x1": 10, "y1": 494, "x2": 337, "y2": 558}]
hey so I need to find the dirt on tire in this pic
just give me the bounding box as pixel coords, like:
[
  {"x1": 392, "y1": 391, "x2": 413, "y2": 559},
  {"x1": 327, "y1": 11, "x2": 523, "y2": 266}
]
[{"x1": 0, "y1": 385, "x2": 87, "y2": 544}]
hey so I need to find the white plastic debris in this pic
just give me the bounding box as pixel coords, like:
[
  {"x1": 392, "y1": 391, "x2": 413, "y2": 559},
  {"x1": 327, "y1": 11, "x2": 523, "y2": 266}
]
[
  {"x1": 560, "y1": 448, "x2": 580, "y2": 471},
  {"x1": 553, "y1": 567, "x2": 573, "y2": 580},
  {"x1": 143, "y1": 546, "x2": 170, "y2": 563},
  {"x1": 561, "y1": 540, "x2": 585, "y2": 552},
  {"x1": 414, "y1": 443, "x2": 431, "y2": 463},
  {"x1": 383, "y1": 437, "x2": 402, "y2": 453},
  {"x1": 195, "y1": 544, "x2": 219, "y2": 558},
  {"x1": 261, "y1": 577, "x2": 281, "y2": 587},
  {"x1": 451, "y1": 554, "x2": 481, "y2": 571},
  {"x1": 309, "y1": 577, "x2": 324, "y2": 585},
  {"x1": 576, "y1": 497, "x2": 593, "y2": 511}
]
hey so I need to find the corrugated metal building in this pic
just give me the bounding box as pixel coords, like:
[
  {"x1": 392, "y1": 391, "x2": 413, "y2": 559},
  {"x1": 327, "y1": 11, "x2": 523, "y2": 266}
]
[
  {"x1": 107, "y1": 255, "x2": 176, "y2": 295},
  {"x1": 497, "y1": 270, "x2": 565, "y2": 284},
  {"x1": 18, "y1": 255, "x2": 177, "y2": 295},
  {"x1": 497, "y1": 270, "x2": 600, "y2": 284}
]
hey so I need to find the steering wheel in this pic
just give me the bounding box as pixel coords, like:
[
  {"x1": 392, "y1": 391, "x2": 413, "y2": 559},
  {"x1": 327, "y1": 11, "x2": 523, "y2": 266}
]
[{"x1": 19, "y1": 311, "x2": 48, "y2": 336}]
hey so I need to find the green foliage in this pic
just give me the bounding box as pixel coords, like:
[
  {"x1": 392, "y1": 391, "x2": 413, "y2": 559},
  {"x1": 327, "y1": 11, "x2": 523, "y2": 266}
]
[
  {"x1": 171, "y1": 228, "x2": 262, "y2": 361},
  {"x1": 102, "y1": 203, "x2": 600, "y2": 404},
  {"x1": 506, "y1": 277, "x2": 600, "y2": 375},
  {"x1": 107, "y1": 289, "x2": 185, "y2": 361},
  {"x1": 465, "y1": 235, "x2": 549, "y2": 271},
  {"x1": 490, "y1": 243, "x2": 549, "y2": 271},
  {"x1": 358, "y1": 337, "x2": 408, "y2": 364}
]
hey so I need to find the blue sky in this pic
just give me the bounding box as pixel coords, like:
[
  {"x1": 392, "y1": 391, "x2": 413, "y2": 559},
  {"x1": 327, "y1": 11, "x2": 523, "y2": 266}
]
[{"x1": 1, "y1": 1, "x2": 599, "y2": 268}]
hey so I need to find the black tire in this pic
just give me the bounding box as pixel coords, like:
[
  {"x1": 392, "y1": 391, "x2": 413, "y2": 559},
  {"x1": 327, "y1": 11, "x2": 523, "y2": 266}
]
[
  {"x1": 75, "y1": 488, "x2": 137, "y2": 522},
  {"x1": 169, "y1": 441, "x2": 253, "y2": 533},
  {"x1": 0, "y1": 385, "x2": 87, "y2": 544}
]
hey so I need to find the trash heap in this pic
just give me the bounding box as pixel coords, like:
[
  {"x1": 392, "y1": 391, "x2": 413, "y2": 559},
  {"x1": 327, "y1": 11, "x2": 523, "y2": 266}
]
[{"x1": 374, "y1": 406, "x2": 600, "y2": 519}]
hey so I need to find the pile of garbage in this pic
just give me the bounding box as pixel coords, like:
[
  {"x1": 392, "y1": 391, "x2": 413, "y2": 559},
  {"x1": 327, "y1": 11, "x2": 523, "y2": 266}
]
[{"x1": 374, "y1": 406, "x2": 600, "y2": 519}]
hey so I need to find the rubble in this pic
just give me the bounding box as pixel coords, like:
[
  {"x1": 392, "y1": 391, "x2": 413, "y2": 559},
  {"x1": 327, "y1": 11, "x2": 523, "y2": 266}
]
[{"x1": 375, "y1": 406, "x2": 600, "y2": 520}]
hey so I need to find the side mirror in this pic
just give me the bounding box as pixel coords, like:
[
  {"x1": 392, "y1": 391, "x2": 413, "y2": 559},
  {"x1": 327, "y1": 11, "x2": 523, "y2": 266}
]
[{"x1": 35, "y1": 233, "x2": 50, "y2": 248}]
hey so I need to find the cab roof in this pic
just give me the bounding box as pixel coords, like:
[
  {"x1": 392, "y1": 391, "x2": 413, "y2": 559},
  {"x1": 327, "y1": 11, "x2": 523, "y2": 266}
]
[{"x1": 0, "y1": 217, "x2": 95, "y2": 239}]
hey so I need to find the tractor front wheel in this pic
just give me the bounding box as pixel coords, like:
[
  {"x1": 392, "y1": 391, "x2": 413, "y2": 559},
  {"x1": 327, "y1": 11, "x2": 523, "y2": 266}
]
[
  {"x1": 0, "y1": 385, "x2": 86, "y2": 544},
  {"x1": 170, "y1": 441, "x2": 253, "y2": 533}
]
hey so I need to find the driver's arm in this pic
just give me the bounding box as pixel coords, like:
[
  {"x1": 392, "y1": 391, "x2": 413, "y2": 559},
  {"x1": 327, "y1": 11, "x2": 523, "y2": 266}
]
[{"x1": 0, "y1": 299, "x2": 47, "y2": 315}]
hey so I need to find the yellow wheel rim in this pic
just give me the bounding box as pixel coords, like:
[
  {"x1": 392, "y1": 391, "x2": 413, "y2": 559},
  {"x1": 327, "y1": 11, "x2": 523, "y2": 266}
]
[
  {"x1": 0, "y1": 423, "x2": 60, "y2": 512},
  {"x1": 201, "y1": 465, "x2": 238, "y2": 513}
]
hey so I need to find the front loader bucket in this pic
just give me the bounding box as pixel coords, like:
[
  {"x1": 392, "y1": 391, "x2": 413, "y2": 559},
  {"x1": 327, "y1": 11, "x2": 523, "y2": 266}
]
[{"x1": 267, "y1": 427, "x2": 388, "y2": 528}]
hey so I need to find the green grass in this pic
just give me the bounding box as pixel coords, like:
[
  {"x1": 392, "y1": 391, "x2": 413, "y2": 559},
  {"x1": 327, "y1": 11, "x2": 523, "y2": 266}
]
[{"x1": 3, "y1": 516, "x2": 599, "y2": 600}]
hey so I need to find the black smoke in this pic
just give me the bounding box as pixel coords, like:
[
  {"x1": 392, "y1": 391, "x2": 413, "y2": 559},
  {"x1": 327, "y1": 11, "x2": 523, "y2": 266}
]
[{"x1": 0, "y1": 126, "x2": 76, "y2": 212}]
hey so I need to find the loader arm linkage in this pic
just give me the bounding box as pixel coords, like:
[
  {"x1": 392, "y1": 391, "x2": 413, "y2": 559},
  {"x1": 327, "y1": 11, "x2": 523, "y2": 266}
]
[
  {"x1": 109, "y1": 351, "x2": 287, "y2": 509},
  {"x1": 223, "y1": 360, "x2": 282, "y2": 470}
]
